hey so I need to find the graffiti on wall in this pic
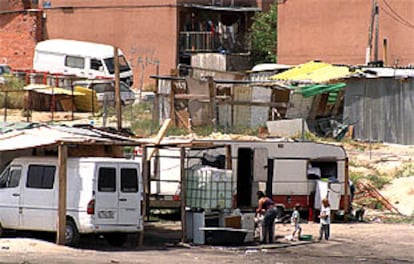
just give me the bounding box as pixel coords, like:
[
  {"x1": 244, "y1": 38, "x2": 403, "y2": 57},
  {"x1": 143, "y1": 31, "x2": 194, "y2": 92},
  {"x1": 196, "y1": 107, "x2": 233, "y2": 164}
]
[{"x1": 129, "y1": 46, "x2": 160, "y2": 90}]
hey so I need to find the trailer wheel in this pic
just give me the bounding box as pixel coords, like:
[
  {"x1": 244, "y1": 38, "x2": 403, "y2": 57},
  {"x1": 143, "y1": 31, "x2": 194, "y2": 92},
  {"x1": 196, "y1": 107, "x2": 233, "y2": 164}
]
[
  {"x1": 65, "y1": 220, "x2": 80, "y2": 247},
  {"x1": 106, "y1": 233, "x2": 128, "y2": 247}
]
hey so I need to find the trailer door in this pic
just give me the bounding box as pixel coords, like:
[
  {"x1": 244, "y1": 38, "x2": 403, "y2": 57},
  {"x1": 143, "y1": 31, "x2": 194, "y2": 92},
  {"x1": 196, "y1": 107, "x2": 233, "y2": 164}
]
[{"x1": 253, "y1": 148, "x2": 268, "y2": 182}]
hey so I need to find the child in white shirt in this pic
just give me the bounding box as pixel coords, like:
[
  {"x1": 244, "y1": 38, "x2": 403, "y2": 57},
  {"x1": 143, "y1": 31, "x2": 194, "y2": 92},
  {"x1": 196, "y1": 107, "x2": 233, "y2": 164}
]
[
  {"x1": 290, "y1": 203, "x2": 302, "y2": 241},
  {"x1": 318, "y1": 198, "x2": 331, "y2": 240}
]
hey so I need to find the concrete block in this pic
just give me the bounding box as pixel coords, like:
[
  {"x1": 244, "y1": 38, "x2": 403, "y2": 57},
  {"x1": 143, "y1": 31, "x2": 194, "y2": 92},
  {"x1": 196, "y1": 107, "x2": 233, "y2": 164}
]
[{"x1": 266, "y1": 118, "x2": 308, "y2": 138}]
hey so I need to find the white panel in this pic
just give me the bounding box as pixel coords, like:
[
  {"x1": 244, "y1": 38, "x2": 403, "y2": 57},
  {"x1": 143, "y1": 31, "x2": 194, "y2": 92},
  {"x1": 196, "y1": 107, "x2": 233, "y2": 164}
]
[
  {"x1": 253, "y1": 148, "x2": 268, "y2": 182},
  {"x1": 272, "y1": 160, "x2": 308, "y2": 195}
]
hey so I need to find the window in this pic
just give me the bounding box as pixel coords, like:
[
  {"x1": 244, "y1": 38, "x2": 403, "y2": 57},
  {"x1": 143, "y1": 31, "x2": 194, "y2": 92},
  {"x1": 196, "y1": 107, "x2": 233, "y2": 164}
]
[
  {"x1": 65, "y1": 56, "x2": 85, "y2": 69},
  {"x1": 309, "y1": 161, "x2": 337, "y2": 180},
  {"x1": 121, "y1": 168, "x2": 138, "y2": 192},
  {"x1": 27, "y1": 165, "x2": 55, "y2": 189},
  {"x1": 0, "y1": 166, "x2": 22, "y2": 188},
  {"x1": 98, "y1": 167, "x2": 116, "y2": 192},
  {"x1": 90, "y1": 59, "x2": 103, "y2": 71},
  {"x1": 104, "y1": 55, "x2": 131, "y2": 74},
  {"x1": 93, "y1": 83, "x2": 113, "y2": 93}
]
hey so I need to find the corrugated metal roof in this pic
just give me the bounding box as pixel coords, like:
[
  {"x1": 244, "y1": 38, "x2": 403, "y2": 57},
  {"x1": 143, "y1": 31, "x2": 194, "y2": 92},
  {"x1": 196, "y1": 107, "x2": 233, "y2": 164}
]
[
  {"x1": 0, "y1": 123, "x2": 139, "y2": 151},
  {"x1": 270, "y1": 61, "x2": 354, "y2": 83}
]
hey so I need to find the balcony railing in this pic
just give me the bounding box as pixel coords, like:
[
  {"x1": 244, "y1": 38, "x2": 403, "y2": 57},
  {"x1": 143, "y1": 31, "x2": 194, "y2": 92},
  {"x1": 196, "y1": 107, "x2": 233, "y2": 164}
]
[
  {"x1": 179, "y1": 31, "x2": 249, "y2": 53},
  {"x1": 179, "y1": 31, "x2": 219, "y2": 52}
]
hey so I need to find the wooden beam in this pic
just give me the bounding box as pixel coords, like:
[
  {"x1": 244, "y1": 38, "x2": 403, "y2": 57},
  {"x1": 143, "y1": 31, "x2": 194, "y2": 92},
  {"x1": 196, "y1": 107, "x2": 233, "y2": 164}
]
[
  {"x1": 57, "y1": 143, "x2": 67, "y2": 245},
  {"x1": 180, "y1": 147, "x2": 187, "y2": 243},
  {"x1": 207, "y1": 76, "x2": 217, "y2": 131},
  {"x1": 146, "y1": 118, "x2": 172, "y2": 161}
]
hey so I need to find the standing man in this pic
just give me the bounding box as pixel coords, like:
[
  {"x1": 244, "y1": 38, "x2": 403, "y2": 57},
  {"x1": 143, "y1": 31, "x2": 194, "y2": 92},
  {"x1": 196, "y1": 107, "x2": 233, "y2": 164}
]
[{"x1": 256, "y1": 191, "x2": 279, "y2": 244}]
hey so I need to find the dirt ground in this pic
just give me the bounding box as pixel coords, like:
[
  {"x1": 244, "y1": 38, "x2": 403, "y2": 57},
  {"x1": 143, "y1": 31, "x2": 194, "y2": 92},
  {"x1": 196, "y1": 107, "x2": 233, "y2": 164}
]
[{"x1": 0, "y1": 221, "x2": 413, "y2": 264}]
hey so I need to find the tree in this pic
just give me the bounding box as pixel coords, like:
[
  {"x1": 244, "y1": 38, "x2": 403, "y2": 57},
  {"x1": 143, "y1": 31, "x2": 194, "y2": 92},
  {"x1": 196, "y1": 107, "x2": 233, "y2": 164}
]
[{"x1": 250, "y1": 3, "x2": 277, "y2": 64}]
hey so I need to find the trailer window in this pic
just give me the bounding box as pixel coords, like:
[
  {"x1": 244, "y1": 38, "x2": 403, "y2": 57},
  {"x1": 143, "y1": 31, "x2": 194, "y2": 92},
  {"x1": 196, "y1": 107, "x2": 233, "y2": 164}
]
[
  {"x1": 309, "y1": 161, "x2": 337, "y2": 180},
  {"x1": 121, "y1": 168, "x2": 138, "y2": 192},
  {"x1": 65, "y1": 55, "x2": 85, "y2": 69},
  {"x1": 98, "y1": 167, "x2": 116, "y2": 192},
  {"x1": 0, "y1": 166, "x2": 22, "y2": 188},
  {"x1": 27, "y1": 165, "x2": 56, "y2": 189}
]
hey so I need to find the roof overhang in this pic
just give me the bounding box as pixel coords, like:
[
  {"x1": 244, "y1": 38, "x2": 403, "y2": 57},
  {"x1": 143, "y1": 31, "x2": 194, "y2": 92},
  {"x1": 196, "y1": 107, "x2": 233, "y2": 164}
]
[{"x1": 182, "y1": 4, "x2": 260, "y2": 12}]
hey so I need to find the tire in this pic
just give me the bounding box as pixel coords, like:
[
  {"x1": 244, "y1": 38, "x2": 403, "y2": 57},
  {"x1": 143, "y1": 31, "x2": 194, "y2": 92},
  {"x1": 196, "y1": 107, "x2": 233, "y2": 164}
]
[
  {"x1": 65, "y1": 220, "x2": 80, "y2": 247},
  {"x1": 106, "y1": 233, "x2": 128, "y2": 247}
]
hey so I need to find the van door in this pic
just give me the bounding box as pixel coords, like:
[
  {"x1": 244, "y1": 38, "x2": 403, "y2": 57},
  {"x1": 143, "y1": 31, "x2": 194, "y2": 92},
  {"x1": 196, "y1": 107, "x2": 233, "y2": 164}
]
[
  {"x1": 118, "y1": 165, "x2": 140, "y2": 225},
  {"x1": 21, "y1": 164, "x2": 57, "y2": 230},
  {"x1": 95, "y1": 165, "x2": 118, "y2": 225},
  {"x1": 0, "y1": 165, "x2": 23, "y2": 228}
]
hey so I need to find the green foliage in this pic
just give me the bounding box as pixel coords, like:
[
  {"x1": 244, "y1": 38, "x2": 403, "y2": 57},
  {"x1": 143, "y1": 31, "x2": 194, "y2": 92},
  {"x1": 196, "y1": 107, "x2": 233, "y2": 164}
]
[
  {"x1": 394, "y1": 162, "x2": 414, "y2": 178},
  {"x1": 123, "y1": 102, "x2": 154, "y2": 136},
  {"x1": 365, "y1": 173, "x2": 391, "y2": 190},
  {"x1": 0, "y1": 76, "x2": 25, "y2": 109},
  {"x1": 250, "y1": 3, "x2": 278, "y2": 64}
]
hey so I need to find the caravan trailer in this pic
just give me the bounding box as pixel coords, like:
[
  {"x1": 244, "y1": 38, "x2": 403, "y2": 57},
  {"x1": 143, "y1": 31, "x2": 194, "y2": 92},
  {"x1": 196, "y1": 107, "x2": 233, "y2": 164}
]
[{"x1": 137, "y1": 140, "x2": 348, "y2": 217}]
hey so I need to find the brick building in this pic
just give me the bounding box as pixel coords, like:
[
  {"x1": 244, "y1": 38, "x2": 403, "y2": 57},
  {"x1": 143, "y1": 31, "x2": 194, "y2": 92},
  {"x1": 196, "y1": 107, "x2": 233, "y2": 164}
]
[
  {"x1": 0, "y1": 0, "x2": 42, "y2": 68},
  {"x1": 1, "y1": 0, "x2": 269, "y2": 89},
  {"x1": 277, "y1": 0, "x2": 414, "y2": 66}
]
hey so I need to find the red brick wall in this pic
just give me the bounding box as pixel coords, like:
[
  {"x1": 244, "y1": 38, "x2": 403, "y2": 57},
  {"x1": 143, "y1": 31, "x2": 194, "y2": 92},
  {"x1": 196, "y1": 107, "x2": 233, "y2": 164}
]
[
  {"x1": 277, "y1": 0, "x2": 414, "y2": 66},
  {"x1": 0, "y1": 1, "x2": 42, "y2": 69}
]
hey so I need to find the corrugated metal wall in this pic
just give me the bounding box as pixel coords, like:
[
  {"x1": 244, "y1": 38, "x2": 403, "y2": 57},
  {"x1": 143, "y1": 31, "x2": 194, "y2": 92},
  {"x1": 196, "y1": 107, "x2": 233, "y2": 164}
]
[{"x1": 344, "y1": 78, "x2": 414, "y2": 145}]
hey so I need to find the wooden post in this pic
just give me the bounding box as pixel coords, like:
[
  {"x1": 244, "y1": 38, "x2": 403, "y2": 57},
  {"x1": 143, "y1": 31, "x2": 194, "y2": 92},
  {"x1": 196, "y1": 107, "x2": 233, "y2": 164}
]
[
  {"x1": 141, "y1": 146, "x2": 149, "y2": 221},
  {"x1": 225, "y1": 145, "x2": 232, "y2": 170},
  {"x1": 169, "y1": 80, "x2": 176, "y2": 126},
  {"x1": 152, "y1": 66, "x2": 160, "y2": 132},
  {"x1": 180, "y1": 147, "x2": 186, "y2": 243},
  {"x1": 207, "y1": 76, "x2": 217, "y2": 131},
  {"x1": 57, "y1": 143, "x2": 68, "y2": 245},
  {"x1": 344, "y1": 157, "x2": 350, "y2": 221},
  {"x1": 137, "y1": 146, "x2": 148, "y2": 246},
  {"x1": 114, "y1": 46, "x2": 122, "y2": 130},
  {"x1": 3, "y1": 91, "x2": 8, "y2": 122}
]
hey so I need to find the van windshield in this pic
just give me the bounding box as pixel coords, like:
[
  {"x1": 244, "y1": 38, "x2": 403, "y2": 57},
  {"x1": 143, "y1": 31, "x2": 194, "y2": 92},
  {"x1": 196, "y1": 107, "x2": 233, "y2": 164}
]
[{"x1": 104, "y1": 55, "x2": 131, "y2": 74}]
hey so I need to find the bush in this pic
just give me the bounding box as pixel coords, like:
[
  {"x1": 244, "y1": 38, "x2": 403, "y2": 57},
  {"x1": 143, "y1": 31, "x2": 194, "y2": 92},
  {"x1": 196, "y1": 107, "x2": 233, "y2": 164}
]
[{"x1": 0, "y1": 76, "x2": 26, "y2": 109}]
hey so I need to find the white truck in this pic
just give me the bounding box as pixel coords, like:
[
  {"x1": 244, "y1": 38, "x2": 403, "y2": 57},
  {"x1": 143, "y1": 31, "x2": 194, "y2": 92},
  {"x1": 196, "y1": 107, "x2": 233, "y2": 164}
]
[
  {"x1": 33, "y1": 39, "x2": 134, "y2": 86},
  {"x1": 0, "y1": 156, "x2": 142, "y2": 246}
]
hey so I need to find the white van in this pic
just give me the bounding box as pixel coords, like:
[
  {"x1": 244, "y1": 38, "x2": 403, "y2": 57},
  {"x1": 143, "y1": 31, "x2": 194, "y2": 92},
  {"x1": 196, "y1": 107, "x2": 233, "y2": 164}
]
[
  {"x1": 33, "y1": 39, "x2": 134, "y2": 86},
  {"x1": 0, "y1": 156, "x2": 142, "y2": 246}
]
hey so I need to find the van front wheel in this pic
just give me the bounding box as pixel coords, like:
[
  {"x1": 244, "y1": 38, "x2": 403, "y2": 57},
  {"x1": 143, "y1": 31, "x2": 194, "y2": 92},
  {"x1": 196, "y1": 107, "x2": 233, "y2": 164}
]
[{"x1": 65, "y1": 220, "x2": 80, "y2": 247}]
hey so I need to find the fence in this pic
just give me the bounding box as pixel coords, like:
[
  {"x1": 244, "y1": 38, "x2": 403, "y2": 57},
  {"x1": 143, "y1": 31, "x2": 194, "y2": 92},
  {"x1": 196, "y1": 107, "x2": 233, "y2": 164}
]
[{"x1": 0, "y1": 70, "x2": 132, "y2": 124}]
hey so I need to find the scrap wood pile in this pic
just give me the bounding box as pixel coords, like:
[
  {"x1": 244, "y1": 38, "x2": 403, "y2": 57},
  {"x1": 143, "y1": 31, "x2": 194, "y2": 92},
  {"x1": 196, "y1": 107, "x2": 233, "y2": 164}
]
[{"x1": 354, "y1": 181, "x2": 401, "y2": 215}]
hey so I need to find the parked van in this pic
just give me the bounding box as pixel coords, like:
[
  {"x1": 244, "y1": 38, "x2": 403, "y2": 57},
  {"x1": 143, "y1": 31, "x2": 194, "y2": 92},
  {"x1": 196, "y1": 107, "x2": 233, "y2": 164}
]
[
  {"x1": 0, "y1": 156, "x2": 142, "y2": 246},
  {"x1": 33, "y1": 39, "x2": 134, "y2": 86}
]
